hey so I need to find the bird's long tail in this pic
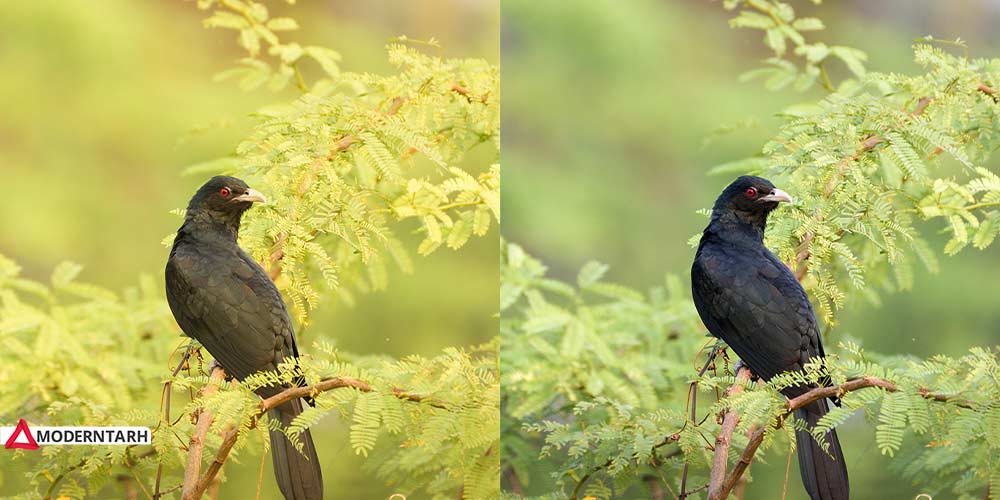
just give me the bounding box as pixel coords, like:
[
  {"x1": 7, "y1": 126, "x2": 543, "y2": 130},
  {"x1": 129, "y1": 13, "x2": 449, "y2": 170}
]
[
  {"x1": 269, "y1": 398, "x2": 323, "y2": 500},
  {"x1": 794, "y1": 398, "x2": 849, "y2": 500}
]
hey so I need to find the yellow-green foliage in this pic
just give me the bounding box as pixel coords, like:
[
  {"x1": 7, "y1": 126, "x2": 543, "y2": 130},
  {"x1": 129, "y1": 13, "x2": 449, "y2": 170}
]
[
  {"x1": 501, "y1": 243, "x2": 1000, "y2": 500},
  {"x1": 714, "y1": 1, "x2": 1000, "y2": 322},
  {"x1": 0, "y1": 2, "x2": 499, "y2": 499},
  {"x1": 502, "y1": 3, "x2": 1000, "y2": 498},
  {"x1": 0, "y1": 256, "x2": 177, "y2": 500},
  {"x1": 187, "y1": 0, "x2": 500, "y2": 320}
]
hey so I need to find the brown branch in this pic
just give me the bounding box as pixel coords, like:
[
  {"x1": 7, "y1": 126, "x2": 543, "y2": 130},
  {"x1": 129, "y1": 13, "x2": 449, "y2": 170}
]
[
  {"x1": 912, "y1": 96, "x2": 934, "y2": 115},
  {"x1": 181, "y1": 366, "x2": 227, "y2": 500},
  {"x1": 387, "y1": 96, "x2": 407, "y2": 115},
  {"x1": 731, "y1": 428, "x2": 757, "y2": 500},
  {"x1": 707, "y1": 375, "x2": 975, "y2": 500},
  {"x1": 785, "y1": 376, "x2": 974, "y2": 411},
  {"x1": 707, "y1": 367, "x2": 752, "y2": 500},
  {"x1": 259, "y1": 376, "x2": 448, "y2": 412},
  {"x1": 184, "y1": 423, "x2": 239, "y2": 500},
  {"x1": 449, "y1": 83, "x2": 489, "y2": 103},
  {"x1": 180, "y1": 373, "x2": 445, "y2": 499},
  {"x1": 977, "y1": 82, "x2": 996, "y2": 96}
]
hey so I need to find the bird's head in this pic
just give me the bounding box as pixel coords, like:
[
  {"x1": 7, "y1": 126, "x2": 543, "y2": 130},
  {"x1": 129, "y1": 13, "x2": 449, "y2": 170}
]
[
  {"x1": 711, "y1": 175, "x2": 792, "y2": 228},
  {"x1": 185, "y1": 175, "x2": 266, "y2": 229}
]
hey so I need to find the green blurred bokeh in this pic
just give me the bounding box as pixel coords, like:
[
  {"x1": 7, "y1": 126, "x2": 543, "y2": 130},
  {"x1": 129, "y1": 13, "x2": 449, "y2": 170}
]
[
  {"x1": 502, "y1": 1, "x2": 1000, "y2": 498},
  {"x1": 0, "y1": 1, "x2": 497, "y2": 498}
]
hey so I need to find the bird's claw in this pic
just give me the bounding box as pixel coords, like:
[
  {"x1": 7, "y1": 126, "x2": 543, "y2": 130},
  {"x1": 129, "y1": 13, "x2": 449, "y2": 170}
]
[
  {"x1": 206, "y1": 360, "x2": 232, "y2": 380},
  {"x1": 733, "y1": 359, "x2": 758, "y2": 381}
]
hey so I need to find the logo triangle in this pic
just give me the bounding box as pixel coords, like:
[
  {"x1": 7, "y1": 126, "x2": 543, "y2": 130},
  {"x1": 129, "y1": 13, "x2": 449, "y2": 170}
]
[{"x1": 5, "y1": 419, "x2": 39, "y2": 450}]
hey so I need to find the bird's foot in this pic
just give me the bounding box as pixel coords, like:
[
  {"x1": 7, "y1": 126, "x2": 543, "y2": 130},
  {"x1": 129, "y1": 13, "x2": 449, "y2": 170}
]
[
  {"x1": 733, "y1": 359, "x2": 758, "y2": 381},
  {"x1": 206, "y1": 360, "x2": 232, "y2": 380}
]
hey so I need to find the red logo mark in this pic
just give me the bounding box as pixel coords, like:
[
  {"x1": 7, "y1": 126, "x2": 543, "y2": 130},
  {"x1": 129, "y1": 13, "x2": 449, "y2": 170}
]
[{"x1": 4, "y1": 419, "x2": 39, "y2": 450}]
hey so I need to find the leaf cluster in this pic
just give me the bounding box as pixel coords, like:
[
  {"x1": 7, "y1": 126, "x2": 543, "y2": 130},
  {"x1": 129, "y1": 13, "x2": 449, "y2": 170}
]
[
  {"x1": 186, "y1": 0, "x2": 500, "y2": 321},
  {"x1": 1, "y1": 2, "x2": 499, "y2": 498},
  {"x1": 500, "y1": 245, "x2": 1000, "y2": 499}
]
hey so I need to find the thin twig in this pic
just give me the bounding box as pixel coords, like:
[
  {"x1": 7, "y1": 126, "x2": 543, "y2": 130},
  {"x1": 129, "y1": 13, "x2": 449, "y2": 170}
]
[
  {"x1": 154, "y1": 346, "x2": 194, "y2": 499},
  {"x1": 256, "y1": 444, "x2": 267, "y2": 500},
  {"x1": 781, "y1": 441, "x2": 794, "y2": 500},
  {"x1": 569, "y1": 449, "x2": 683, "y2": 500},
  {"x1": 679, "y1": 346, "x2": 720, "y2": 499}
]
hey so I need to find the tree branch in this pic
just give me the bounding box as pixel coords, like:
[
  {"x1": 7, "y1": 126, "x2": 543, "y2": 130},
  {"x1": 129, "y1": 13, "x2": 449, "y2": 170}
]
[
  {"x1": 707, "y1": 374, "x2": 975, "y2": 499},
  {"x1": 707, "y1": 366, "x2": 752, "y2": 500},
  {"x1": 180, "y1": 373, "x2": 445, "y2": 499},
  {"x1": 259, "y1": 375, "x2": 448, "y2": 411},
  {"x1": 181, "y1": 366, "x2": 227, "y2": 500}
]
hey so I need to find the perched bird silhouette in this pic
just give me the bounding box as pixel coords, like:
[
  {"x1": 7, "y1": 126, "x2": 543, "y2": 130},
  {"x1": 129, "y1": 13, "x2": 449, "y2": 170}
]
[
  {"x1": 691, "y1": 176, "x2": 849, "y2": 500},
  {"x1": 165, "y1": 176, "x2": 323, "y2": 500}
]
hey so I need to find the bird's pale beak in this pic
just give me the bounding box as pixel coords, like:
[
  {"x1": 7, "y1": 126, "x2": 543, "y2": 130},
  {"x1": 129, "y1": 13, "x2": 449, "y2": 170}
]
[
  {"x1": 232, "y1": 188, "x2": 267, "y2": 204},
  {"x1": 760, "y1": 188, "x2": 793, "y2": 204}
]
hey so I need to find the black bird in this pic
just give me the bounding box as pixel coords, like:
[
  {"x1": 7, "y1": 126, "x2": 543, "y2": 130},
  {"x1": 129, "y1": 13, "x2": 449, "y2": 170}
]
[
  {"x1": 165, "y1": 176, "x2": 323, "y2": 500},
  {"x1": 691, "y1": 176, "x2": 849, "y2": 500}
]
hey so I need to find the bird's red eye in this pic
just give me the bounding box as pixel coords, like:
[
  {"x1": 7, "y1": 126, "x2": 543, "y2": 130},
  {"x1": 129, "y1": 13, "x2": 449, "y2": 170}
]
[
  {"x1": 219, "y1": 187, "x2": 231, "y2": 198},
  {"x1": 744, "y1": 187, "x2": 757, "y2": 198}
]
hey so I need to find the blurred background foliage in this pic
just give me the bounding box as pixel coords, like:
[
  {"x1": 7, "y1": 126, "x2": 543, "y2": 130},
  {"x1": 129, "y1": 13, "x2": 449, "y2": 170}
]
[
  {"x1": 0, "y1": 1, "x2": 497, "y2": 498},
  {"x1": 502, "y1": 0, "x2": 1000, "y2": 499}
]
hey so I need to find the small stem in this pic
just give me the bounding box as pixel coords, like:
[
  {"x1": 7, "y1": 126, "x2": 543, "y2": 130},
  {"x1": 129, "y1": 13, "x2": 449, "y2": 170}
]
[
  {"x1": 291, "y1": 63, "x2": 308, "y2": 92},
  {"x1": 818, "y1": 64, "x2": 835, "y2": 92},
  {"x1": 154, "y1": 346, "x2": 194, "y2": 499},
  {"x1": 941, "y1": 201, "x2": 1000, "y2": 212},
  {"x1": 680, "y1": 346, "x2": 720, "y2": 499}
]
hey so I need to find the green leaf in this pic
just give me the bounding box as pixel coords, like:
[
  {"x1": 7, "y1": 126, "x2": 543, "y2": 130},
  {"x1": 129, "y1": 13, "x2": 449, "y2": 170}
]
[
  {"x1": 729, "y1": 11, "x2": 774, "y2": 30},
  {"x1": 51, "y1": 262, "x2": 83, "y2": 288},
  {"x1": 792, "y1": 17, "x2": 824, "y2": 31},
  {"x1": 267, "y1": 17, "x2": 299, "y2": 31},
  {"x1": 203, "y1": 11, "x2": 247, "y2": 30},
  {"x1": 765, "y1": 28, "x2": 787, "y2": 56},
  {"x1": 239, "y1": 29, "x2": 261, "y2": 56},
  {"x1": 577, "y1": 261, "x2": 609, "y2": 288},
  {"x1": 830, "y1": 45, "x2": 867, "y2": 77},
  {"x1": 305, "y1": 46, "x2": 342, "y2": 78}
]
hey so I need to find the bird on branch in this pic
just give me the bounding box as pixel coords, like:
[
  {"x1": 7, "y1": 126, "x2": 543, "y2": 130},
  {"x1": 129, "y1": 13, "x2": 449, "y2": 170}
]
[
  {"x1": 691, "y1": 175, "x2": 849, "y2": 500},
  {"x1": 165, "y1": 176, "x2": 323, "y2": 500}
]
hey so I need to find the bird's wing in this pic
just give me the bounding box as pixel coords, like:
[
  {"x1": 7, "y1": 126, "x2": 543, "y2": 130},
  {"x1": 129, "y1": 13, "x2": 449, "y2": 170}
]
[
  {"x1": 692, "y1": 246, "x2": 821, "y2": 381},
  {"x1": 166, "y1": 247, "x2": 297, "y2": 383}
]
